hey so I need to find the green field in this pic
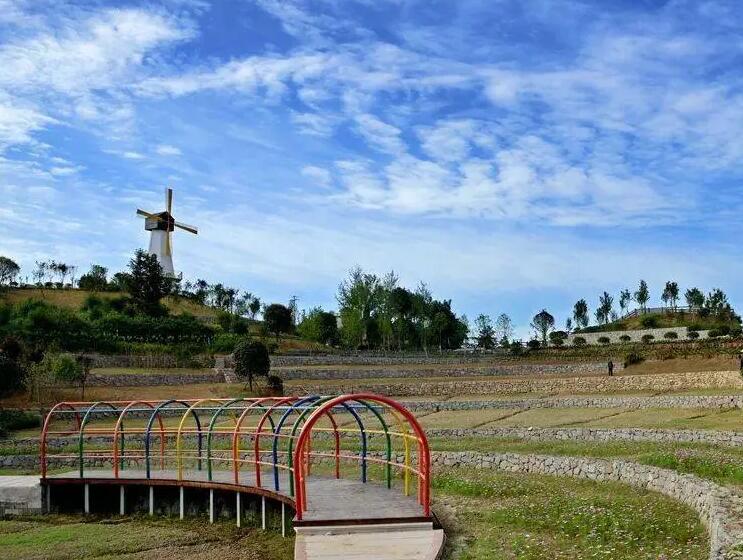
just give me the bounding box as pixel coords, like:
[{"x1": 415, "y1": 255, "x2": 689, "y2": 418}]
[
  {"x1": 435, "y1": 469, "x2": 707, "y2": 560},
  {"x1": 0, "y1": 516, "x2": 293, "y2": 560}
]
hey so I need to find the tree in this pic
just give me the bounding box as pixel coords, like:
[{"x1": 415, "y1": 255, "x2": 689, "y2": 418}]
[
  {"x1": 0, "y1": 257, "x2": 20, "y2": 288},
  {"x1": 705, "y1": 288, "x2": 731, "y2": 315},
  {"x1": 474, "y1": 314, "x2": 495, "y2": 349},
  {"x1": 297, "y1": 307, "x2": 338, "y2": 345},
  {"x1": 661, "y1": 281, "x2": 679, "y2": 310},
  {"x1": 494, "y1": 313, "x2": 514, "y2": 343},
  {"x1": 595, "y1": 291, "x2": 614, "y2": 325},
  {"x1": 288, "y1": 295, "x2": 299, "y2": 327},
  {"x1": 337, "y1": 267, "x2": 381, "y2": 348},
  {"x1": 233, "y1": 339, "x2": 270, "y2": 391},
  {"x1": 565, "y1": 317, "x2": 573, "y2": 333},
  {"x1": 619, "y1": 289, "x2": 631, "y2": 316},
  {"x1": 634, "y1": 280, "x2": 649, "y2": 311},
  {"x1": 573, "y1": 299, "x2": 589, "y2": 329},
  {"x1": 123, "y1": 249, "x2": 176, "y2": 316},
  {"x1": 531, "y1": 309, "x2": 555, "y2": 345},
  {"x1": 685, "y1": 287, "x2": 705, "y2": 311},
  {"x1": 78, "y1": 265, "x2": 108, "y2": 292},
  {"x1": 264, "y1": 303, "x2": 293, "y2": 341}
]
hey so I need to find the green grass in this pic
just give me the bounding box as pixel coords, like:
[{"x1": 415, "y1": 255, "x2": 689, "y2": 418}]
[
  {"x1": 434, "y1": 469, "x2": 707, "y2": 560},
  {"x1": 0, "y1": 515, "x2": 293, "y2": 560},
  {"x1": 428, "y1": 437, "x2": 743, "y2": 486}
]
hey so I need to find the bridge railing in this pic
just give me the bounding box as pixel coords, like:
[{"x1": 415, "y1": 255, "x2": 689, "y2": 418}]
[{"x1": 40, "y1": 394, "x2": 431, "y2": 520}]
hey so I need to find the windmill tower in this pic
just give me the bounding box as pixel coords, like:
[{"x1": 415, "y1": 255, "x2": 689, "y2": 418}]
[{"x1": 136, "y1": 187, "x2": 198, "y2": 276}]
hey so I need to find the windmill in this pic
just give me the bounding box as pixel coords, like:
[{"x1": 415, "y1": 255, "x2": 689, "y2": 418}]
[{"x1": 136, "y1": 187, "x2": 198, "y2": 276}]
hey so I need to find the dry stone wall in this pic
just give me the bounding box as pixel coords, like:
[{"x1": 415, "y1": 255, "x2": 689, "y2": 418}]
[
  {"x1": 566, "y1": 327, "x2": 710, "y2": 345},
  {"x1": 289, "y1": 370, "x2": 743, "y2": 397},
  {"x1": 87, "y1": 371, "x2": 223, "y2": 386},
  {"x1": 404, "y1": 393, "x2": 743, "y2": 411},
  {"x1": 432, "y1": 451, "x2": 743, "y2": 560}
]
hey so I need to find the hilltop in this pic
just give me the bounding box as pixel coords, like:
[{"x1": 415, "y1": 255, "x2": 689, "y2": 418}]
[
  {"x1": 576, "y1": 308, "x2": 741, "y2": 334},
  {"x1": 0, "y1": 288, "x2": 220, "y2": 320}
]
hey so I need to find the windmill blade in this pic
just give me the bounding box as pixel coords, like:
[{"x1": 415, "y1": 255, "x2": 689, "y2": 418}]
[
  {"x1": 166, "y1": 187, "x2": 173, "y2": 215},
  {"x1": 174, "y1": 221, "x2": 198, "y2": 234},
  {"x1": 137, "y1": 209, "x2": 156, "y2": 218}
]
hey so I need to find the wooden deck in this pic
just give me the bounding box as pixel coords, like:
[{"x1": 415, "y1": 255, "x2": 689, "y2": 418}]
[{"x1": 47, "y1": 468, "x2": 430, "y2": 525}]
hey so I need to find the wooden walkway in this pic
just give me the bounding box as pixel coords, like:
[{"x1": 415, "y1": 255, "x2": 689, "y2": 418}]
[{"x1": 41, "y1": 470, "x2": 444, "y2": 559}]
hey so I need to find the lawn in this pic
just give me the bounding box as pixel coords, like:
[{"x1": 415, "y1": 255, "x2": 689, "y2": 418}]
[
  {"x1": 434, "y1": 468, "x2": 707, "y2": 560},
  {"x1": 0, "y1": 516, "x2": 293, "y2": 560},
  {"x1": 428, "y1": 437, "x2": 743, "y2": 487}
]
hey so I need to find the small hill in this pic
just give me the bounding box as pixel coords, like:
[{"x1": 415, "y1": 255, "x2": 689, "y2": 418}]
[
  {"x1": 578, "y1": 308, "x2": 740, "y2": 333},
  {"x1": 0, "y1": 288, "x2": 220, "y2": 319}
]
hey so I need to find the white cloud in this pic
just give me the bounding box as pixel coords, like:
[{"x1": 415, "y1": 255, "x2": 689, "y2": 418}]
[
  {"x1": 155, "y1": 144, "x2": 182, "y2": 156},
  {"x1": 301, "y1": 165, "x2": 332, "y2": 188}
]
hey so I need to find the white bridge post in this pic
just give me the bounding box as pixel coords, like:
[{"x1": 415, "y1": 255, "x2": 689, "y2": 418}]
[
  {"x1": 84, "y1": 484, "x2": 90, "y2": 514},
  {"x1": 281, "y1": 502, "x2": 286, "y2": 537},
  {"x1": 179, "y1": 487, "x2": 184, "y2": 519},
  {"x1": 261, "y1": 496, "x2": 266, "y2": 530},
  {"x1": 148, "y1": 487, "x2": 154, "y2": 516},
  {"x1": 209, "y1": 489, "x2": 215, "y2": 524},
  {"x1": 236, "y1": 492, "x2": 241, "y2": 528},
  {"x1": 119, "y1": 486, "x2": 125, "y2": 515}
]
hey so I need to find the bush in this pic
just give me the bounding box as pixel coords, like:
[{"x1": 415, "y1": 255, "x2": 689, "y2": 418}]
[
  {"x1": 663, "y1": 331, "x2": 679, "y2": 340},
  {"x1": 0, "y1": 354, "x2": 24, "y2": 396},
  {"x1": 573, "y1": 336, "x2": 587, "y2": 347},
  {"x1": 526, "y1": 339, "x2": 541, "y2": 350},
  {"x1": 234, "y1": 340, "x2": 270, "y2": 390},
  {"x1": 641, "y1": 334, "x2": 655, "y2": 343},
  {"x1": 640, "y1": 316, "x2": 659, "y2": 328},
  {"x1": 707, "y1": 329, "x2": 723, "y2": 338},
  {"x1": 264, "y1": 375, "x2": 284, "y2": 396},
  {"x1": 597, "y1": 336, "x2": 610, "y2": 345},
  {"x1": 0, "y1": 409, "x2": 41, "y2": 439},
  {"x1": 210, "y1": 333, "x2": 244, "y2": 354},
  {"x1": 730, "y1": 327, "x2": 743, "y2": 339},
  {"x1": 619, "y1": 335, "x2": 631, "y2": 343},
  {"x1": 509, "y1": 341, "x2": 523, "y2": 355},
  {"x1": 624, "y1": 351, "x2": 645, "y2": 368},
  {"x1": 687, "y1": 331, "x2": 700, "y2": 340}
]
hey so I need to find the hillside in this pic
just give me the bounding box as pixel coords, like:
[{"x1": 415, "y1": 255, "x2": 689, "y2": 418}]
[
  {"x1": 0, "y1": 288, "x2": 220, "y2": 319},
  {"x1": 578, "y1": 309, "x2": 740, "y2": 333}
]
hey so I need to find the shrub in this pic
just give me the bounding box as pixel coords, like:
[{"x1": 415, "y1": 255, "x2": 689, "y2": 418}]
[
  {"x1": 619, "y1": 335, "x2": 631, "y2": 343},
  {"x1": 717, "y1": 325, "x2": 732, "y2": 336},
  {"x1": 624, "y1": 351, "x2": 645, "y2": 368},
  {"x1": 234, "y1": 340, "x2": 270, "y2": 391},
  {"x1": 730, "y1": 327, "x2": 743, "y2": 339},
  {"x1": 707, "y1": 329, "x2": 723, "y2": 338},
  {"x1": 663, "y1": 331, "x2": 679, "y2": 340},
  {"x1": 509, "y1": 341, "x2": 523, "y2": 355},
  {"x1": 0, "y1": 354, "x2": 24, "y2": 396},
  {"x1": 549, "y1": 331, "x2": 568, "y2": 342},
  {"x1": 551, "y1": 338, "x2": 564, "y2": 347},
  {"x1": 526, "y1": 339, "x2": 541, "y2": 350},
  {"x1": 210, "y1": 333, "x2": 243, "y2": 354},
  {"x1": 597, "y1": 336, "x2": 610, "y2": 345},
  {"x1": 573, "y1": 336, "x2": 587, "y2": 347},
  {"x1": 640, "y1": 316, "x2": 659, "y2": 328},
  {"x1": 641, "y1": 334, "x2": 655, "y2": 343},
  {"x1": 687, "y1": 331, "x2": 700, "y2": 340},
  {"x1": 264, "y1": 375, "x2": 284, "y2": 396},
  {"x1": 0, "y1": 409, "x2": 41, "y2": 439}
]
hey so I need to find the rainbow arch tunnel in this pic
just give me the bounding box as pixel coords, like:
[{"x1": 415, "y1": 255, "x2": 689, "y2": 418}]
[{"x1": 40, "y1": 394, "x2": 431, "y2": 526}]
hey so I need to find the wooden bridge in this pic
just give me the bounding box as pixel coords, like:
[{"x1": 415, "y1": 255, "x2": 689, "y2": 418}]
[{"x1": 36, "y1": 394, "x2": 445, "y2": 560}]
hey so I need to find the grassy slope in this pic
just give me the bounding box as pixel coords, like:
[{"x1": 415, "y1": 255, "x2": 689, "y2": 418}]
[
  {"x1": 435, "y1": 469, "x2": 707, "y2": 560},
  {"x1": 581, "y1": 309, "x2": 738, "y2": 333},
  {"x1": 1, "y1": 288, "x2": 220, "y2": 318},
  {"x1": 0, "y1": 516, "x2": 292, "y2": 560}
]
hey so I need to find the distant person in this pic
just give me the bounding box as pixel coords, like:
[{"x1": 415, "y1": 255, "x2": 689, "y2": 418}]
[{"x1": 608, "y1": 360, "x2": 614, "y2": 376}]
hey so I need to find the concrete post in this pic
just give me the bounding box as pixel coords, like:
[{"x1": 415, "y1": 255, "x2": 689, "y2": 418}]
[
  {"x1": 84, "y1": 484, "x2": 90, "y2": 514},
  {"x1": 119, "y1": 486, "x2": 125, "y2": 515},
  {"x1": 236, "y1": 493, "x2": 241, "y2": 528},
  {"x1": 149, "y1": 487, "x2": 154, "y2": 516},
  {"x1": 209, "y1": 489, "x2": 214, "y2": 524},
  {"x1": 281, "y1": 502, "x2": 286, "y2": 537},
  {"x1": 261, "y1": 496, "x2": 266, "y2": 530},
  {"x1": 179, "y1": 487, "x2": 184, "y2": 519}
]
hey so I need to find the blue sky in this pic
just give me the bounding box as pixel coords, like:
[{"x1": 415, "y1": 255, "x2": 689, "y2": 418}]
[{"x1": 1, "y1": 0, "x2": 743, "y2": 336}]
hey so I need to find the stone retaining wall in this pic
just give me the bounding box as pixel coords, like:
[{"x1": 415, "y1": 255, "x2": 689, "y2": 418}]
[
  {"x1": 272, "y1": 362, "x2": 621, "y2": 381},
  {"x1": 426, "y1": 427, "x2": 743, "y2": 446},
  {"x1": 404, "y1": 394, "x2": 743, "y2": 411},
  {"x1": 84, "y1": 354, "x2": 214, "y2": 369},
  {"x1": 432, "y1": 451, "x2": 743, "y2": 560},
  {"x1": 289, "y1": 370, "x2": 743, "y2": 397},
  {"x1": 263, "y1": 354, "x2": 607, "y2": 368},
  {"x1": 86, "y1": 371, "x2": 223, "y2": 387},
  {"x1": 567, "y1": 327, "x2": 710, "y2": 345}
]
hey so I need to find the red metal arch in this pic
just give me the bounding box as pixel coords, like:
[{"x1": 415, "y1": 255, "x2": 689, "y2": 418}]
[
  {"x1": 40, "y1": 402, "x2": 81, "y2": 478},
  {"x1": 292, "y1": 393, "x2": 430, "y2": 520}
]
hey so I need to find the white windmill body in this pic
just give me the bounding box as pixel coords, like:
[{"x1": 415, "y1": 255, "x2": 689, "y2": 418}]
[{"x1": 137, "y1": 188, "x2": 198, "y2": 276}]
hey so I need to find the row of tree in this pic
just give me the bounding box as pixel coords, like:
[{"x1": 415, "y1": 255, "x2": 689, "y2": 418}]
[{"x1": 570, "y1": 280, "x2": 736, "y2": 330}]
